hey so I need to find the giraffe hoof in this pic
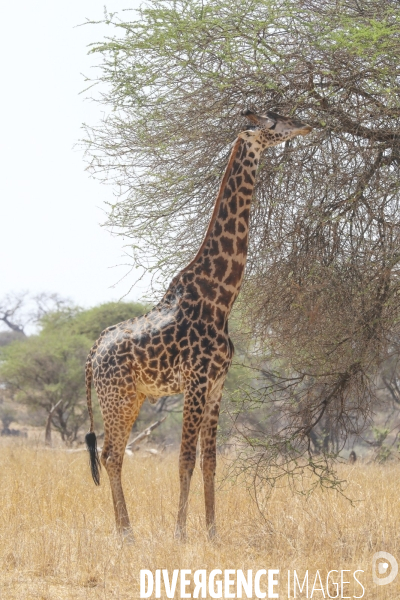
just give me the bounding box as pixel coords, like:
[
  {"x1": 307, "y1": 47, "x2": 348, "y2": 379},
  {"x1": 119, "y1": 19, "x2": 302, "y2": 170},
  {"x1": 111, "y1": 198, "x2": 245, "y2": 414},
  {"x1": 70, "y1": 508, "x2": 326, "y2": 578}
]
[
  {"x1": 122, "y1": 528, "x2": 135, "y2": 545},
  {"x1": 174, "y1": 526, "x2": 187, "y2": 543}
]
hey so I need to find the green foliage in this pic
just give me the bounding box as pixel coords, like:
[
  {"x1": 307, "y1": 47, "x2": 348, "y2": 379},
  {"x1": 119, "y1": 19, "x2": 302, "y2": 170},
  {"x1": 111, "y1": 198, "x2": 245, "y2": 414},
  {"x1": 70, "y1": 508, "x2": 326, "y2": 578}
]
[
  {"x1": 0, "y1": 329, "x2": 90, "y2": 442},
  {"x1": 326, "y1": 14, "x2": 399, "y2": 57},
  {"x1": 372, "y1": 426, "x2": 389, "y2": 446},
  {"x1": 372, "y1": 427, "x2": 392, "y2": 463}
]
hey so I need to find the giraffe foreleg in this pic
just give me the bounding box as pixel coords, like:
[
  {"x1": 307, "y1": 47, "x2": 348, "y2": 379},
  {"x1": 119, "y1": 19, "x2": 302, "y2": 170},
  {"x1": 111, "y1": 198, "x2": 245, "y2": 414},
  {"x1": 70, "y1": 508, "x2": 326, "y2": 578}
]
[
  {"x1": 175, "y1": 379, "x2": 207, "y2": 541},
  {"x1": 200, "y1": 390, "x2": 222, "y2": 540}
]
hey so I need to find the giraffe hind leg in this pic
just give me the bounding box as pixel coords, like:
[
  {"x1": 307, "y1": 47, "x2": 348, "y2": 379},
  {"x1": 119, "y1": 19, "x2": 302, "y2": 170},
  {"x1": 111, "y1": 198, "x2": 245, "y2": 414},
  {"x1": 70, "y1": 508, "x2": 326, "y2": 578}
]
[{"x1": 99, "y1": 390, "x2": 145, "y2": 539}]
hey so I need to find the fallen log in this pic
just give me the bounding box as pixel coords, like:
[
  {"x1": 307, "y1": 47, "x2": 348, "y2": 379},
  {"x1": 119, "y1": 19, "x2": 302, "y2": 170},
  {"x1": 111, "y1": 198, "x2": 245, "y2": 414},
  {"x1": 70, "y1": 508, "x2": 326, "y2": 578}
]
[
  {"x1": 65, "y1": 416, "x2": 168, "y2": 453},
  {"x1": 126, "y1": 416, "x2": 167, "y2": 450}
]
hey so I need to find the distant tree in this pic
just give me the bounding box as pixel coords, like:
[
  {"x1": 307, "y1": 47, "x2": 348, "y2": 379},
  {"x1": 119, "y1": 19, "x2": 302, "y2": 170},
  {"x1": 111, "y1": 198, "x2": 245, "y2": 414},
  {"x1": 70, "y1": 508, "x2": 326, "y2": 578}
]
[
  {"x1": 0, "y1": 330, "x2": 90, "y2": 444},
  {"x1": 0, "y1": 300, "x2": 149, "y2": 444},
  {"x1": 0, "y1": 291, "x2": 69, "y2": 339},
  {"x1": 0, "y1": 292, "x2": 27, "y2": 336},
  {"x1": 0, "y1": 404, "x2": 18, "y2": 432}
]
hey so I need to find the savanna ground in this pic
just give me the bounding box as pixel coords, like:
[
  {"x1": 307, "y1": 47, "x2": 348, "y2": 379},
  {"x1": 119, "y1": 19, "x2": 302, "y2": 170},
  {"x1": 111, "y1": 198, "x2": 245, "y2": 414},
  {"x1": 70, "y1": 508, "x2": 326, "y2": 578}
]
[{"x1": 0, "y1": 439, "x2": 399, "y2": 599}]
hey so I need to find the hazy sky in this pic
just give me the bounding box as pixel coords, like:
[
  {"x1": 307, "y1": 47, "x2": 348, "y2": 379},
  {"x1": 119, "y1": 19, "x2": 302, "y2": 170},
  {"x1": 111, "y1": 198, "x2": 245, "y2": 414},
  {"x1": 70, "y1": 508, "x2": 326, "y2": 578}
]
[{"x1": 1, "y1": 0, "x2": 152, "y2": 310}]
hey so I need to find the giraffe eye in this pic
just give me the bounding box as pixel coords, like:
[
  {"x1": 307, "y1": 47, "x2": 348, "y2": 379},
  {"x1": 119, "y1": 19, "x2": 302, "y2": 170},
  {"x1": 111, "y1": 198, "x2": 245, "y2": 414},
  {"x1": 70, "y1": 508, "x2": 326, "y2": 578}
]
[{"x1": 263, "y1": 117, "x2": 275, "y2": 129}]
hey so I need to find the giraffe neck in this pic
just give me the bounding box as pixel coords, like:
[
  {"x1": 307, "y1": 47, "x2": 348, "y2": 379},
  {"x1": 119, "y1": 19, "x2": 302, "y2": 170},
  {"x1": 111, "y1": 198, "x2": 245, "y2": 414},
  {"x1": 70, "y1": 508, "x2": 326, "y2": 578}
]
[{"x1": 174, "y1": 137, "x2": 261, "y2": 322}]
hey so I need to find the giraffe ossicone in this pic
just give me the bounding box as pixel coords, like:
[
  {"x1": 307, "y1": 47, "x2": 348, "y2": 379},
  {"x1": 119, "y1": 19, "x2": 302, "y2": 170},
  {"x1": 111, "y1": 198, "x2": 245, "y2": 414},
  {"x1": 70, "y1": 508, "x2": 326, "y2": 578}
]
[{"x1": 85, "y1": 109, "x2": 312, "y2": 540}]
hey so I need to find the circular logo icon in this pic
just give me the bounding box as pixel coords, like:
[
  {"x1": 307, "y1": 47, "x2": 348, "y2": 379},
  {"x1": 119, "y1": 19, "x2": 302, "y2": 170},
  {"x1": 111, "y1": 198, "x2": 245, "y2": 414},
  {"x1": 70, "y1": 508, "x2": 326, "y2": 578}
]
[{"x1": 372, "y1": 552, "x2": 398, "y2": 586}]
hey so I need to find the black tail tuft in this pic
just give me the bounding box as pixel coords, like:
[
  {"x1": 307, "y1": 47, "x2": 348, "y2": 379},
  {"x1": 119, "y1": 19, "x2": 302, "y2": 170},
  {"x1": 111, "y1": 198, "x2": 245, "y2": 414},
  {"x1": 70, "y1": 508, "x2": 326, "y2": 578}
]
[{"x1": 85, "y1": 431, "x2": 101, "y2": 486}]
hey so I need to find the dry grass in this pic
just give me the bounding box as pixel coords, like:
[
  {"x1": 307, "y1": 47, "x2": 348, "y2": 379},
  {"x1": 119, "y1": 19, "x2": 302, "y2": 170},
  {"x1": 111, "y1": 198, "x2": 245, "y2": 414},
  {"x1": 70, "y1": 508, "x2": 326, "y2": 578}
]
[{"x1": 0, "y1": 441, "x2": 399, "y2": 599}]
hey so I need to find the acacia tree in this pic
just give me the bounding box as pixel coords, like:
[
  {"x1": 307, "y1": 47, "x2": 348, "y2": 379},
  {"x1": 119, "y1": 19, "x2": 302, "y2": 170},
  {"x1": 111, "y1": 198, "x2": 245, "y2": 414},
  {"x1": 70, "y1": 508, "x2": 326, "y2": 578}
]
[
  {"x1": 83, "y1": 0, "x2": 400, "y2": 481},
  {"x1": 0, "y1": 332, "x2": 90, "y2": 444}
]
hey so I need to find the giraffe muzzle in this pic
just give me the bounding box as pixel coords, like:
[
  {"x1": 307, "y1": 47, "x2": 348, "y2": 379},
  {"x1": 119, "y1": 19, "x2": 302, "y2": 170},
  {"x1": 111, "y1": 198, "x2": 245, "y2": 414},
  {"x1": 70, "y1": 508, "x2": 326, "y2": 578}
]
[{"x1": 298, "y1": 124, "x2": 313, "y2": 136}]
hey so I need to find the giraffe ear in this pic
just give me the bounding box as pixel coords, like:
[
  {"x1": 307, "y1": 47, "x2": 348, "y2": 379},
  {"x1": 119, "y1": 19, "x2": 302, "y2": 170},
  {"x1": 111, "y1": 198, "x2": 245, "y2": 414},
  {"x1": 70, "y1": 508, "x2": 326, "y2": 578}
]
[
  {"x1": 242, "y1": 110, "x2": 275, "y2": 129},
  {"x1": 242, "y1": 110, "x2": 259, "y2": 124}
]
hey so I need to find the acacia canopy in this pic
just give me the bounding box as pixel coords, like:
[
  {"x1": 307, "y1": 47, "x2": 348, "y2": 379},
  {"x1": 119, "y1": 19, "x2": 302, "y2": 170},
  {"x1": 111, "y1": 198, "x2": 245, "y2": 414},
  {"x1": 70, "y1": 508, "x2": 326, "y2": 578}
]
[{"x1": 83, "y1": 0, "x2": 400, "y2": 466}]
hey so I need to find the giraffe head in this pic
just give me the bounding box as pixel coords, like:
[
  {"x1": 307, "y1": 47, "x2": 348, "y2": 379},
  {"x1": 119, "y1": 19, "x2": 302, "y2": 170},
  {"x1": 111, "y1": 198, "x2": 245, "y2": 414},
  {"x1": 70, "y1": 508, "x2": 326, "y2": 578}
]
[{"x1": 239, "y1": 109, "x2": 312, "y2": 147}]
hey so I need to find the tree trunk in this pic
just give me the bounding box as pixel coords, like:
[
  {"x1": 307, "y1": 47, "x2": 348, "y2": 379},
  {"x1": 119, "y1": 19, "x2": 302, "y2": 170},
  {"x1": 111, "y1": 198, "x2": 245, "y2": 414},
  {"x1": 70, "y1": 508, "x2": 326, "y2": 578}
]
[
  {"x1": 45, "y1": 412, "x2": 52, "y2": 447},
  {"x1": 44, "y1": 399, "x2": 63, "y2": 447}
]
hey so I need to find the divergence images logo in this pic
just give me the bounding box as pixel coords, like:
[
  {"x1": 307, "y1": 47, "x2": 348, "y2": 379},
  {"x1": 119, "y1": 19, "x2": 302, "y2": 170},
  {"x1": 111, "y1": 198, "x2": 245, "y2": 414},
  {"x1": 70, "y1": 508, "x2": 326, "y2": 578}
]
[{"x1": 372, "y1": 552, "x2": 398, "y2": 586}]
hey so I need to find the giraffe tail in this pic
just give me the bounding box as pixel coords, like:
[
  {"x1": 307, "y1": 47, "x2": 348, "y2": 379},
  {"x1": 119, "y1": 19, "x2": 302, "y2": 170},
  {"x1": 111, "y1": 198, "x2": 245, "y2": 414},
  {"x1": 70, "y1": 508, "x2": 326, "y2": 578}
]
[{"x1": 85, "y1": 355, "x2": 101, "y2": 486}]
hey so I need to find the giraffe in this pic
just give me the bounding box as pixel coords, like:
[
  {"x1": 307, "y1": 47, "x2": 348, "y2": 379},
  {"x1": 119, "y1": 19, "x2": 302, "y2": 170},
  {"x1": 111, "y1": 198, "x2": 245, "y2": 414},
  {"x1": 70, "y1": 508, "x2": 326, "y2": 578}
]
[{"x1": 85, "y1": 109, "x2": 312, "y2": 541}]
